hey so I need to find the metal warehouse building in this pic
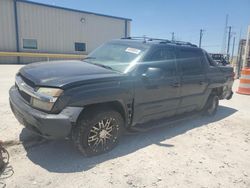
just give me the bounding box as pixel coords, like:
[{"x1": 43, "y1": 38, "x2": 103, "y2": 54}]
[{"x1": 0, "y1": 0, "x2": 131, "y2": 63}]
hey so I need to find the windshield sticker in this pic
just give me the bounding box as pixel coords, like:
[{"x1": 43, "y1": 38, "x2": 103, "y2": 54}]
[{"x1": 125, "y1": 48, "x2": 141, "y2": 54}]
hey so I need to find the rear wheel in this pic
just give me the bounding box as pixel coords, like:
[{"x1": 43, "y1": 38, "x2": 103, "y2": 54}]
[
  {"x1": 73, "y1": 108, "x2": 124, "y2": 156},
  {"x1": 204, "y1": 94, "x2": 219, "y2": 116}
]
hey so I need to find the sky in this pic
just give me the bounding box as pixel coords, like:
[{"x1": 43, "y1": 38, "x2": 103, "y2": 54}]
[{"x1": 31, "y1": 0, "x2": 250, "y2": 54}]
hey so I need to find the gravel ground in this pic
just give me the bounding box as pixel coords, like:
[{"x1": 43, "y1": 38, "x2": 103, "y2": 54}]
[{"x1": 0, "y1": 65, "x2": 250, "y2": 188}]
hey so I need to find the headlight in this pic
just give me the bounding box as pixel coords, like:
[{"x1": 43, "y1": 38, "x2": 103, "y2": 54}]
[
  {"x1": 36, "y1": 87, "x2": 63, "y2": 97},
  {"x1": 31, "y1": 87, "x2": 63, "y2": 111}
]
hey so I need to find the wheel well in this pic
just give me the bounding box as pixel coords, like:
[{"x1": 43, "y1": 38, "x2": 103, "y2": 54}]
[
  {"x1": 212, "y1": 87, "x2": 223, "y2": 98},
  {"x1": 77, "y1": 101, "x2": 127, "y2": 125}
]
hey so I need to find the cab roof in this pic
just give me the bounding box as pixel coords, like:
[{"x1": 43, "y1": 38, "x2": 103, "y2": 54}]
[{"x1": 117, "y1": 37, "x2": 198, "y2": 48}]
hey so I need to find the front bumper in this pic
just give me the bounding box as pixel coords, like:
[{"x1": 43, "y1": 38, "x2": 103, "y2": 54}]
[{"x1": 9, "y1": 86, "x2": 82, "y2": 139}]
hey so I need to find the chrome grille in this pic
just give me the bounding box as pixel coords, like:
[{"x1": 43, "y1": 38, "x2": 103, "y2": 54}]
[
  {"x1": 19, "y1": 88, "x2": 31, "y2": 103},
  {"x1": 15, "y1": 76, "x2": 33, "y2": 103},
  {"x1": 15, "y1": 75, "x2": 57, "y2": 103},
  {"x1": 19, "y1": 75, "x2": 35, "y2": 88}
]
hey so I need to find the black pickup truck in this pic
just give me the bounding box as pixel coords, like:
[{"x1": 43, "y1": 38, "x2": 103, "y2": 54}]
[{"x1": 9, "y1": 38, "x2": 234, "y2": 156}]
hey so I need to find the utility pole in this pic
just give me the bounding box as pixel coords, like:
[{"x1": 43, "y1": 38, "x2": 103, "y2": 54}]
[
  {"x1": 171, "y1": 32, "x2": 175, "y2": 41},
  {"x1": 243, "y1": 26, "x2": 250, "y2": 68},
  {"x1": 235, "y1": 28, "x2": 242, "y2": 78},
  {"x1": 231, "y1": 36, "x2": 236, "y2": 63},
  {"x1": 237, "y1": 40, "x2": 244, "y2": 78},
  {"x1": 226, "y1": 26, "x2": 232, "y2": 61},
  {"x1": 199, "y1": 29, "x2": 204, "y2": 48},
  {"x1": 221, "y1": 14, "x2": 229, "y2": 54}
]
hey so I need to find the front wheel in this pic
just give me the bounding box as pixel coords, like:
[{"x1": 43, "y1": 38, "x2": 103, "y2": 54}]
[
  {"x1": 204, "y1": 94, "x2": 219, "y2": 116},
  {"x1": 73, "y1": 108, "x2": 124, "y2": 156}
]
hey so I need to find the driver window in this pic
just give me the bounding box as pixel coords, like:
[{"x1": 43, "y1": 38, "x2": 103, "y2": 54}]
[
  {"x1": 141, "y1": 47, "x2": 177, "y2": 77},
  {"x1": 144, "y1": 47, "x2": 175, "y2": 62}
]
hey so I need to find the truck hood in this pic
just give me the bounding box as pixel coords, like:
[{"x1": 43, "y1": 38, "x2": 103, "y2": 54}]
[{"x1": 19, "y1": 60, "x2": 124, "y2": 88}]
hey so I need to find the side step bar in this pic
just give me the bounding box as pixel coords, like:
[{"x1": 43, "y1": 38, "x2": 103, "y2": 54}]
[{"x1": 127, "y1": 112, "x2": 202, "y2": 133}]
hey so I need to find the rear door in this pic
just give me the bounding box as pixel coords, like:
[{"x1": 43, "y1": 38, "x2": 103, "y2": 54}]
[
  {"x1": 133, "y1": 45, "x2": 181, "y2": 124},
  {"x1": 176, "y1": 47, "x2": 208, "y2": 114}
]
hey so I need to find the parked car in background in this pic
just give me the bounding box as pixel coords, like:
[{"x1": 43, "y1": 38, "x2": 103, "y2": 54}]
[
  {"x1": 9, "y1": 37, "x2": 234, "y2": 156},
  {"x1": 209, "y1": 53, "x2": 229, "y2": 66}
]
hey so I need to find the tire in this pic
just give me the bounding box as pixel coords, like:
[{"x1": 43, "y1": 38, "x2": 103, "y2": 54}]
[
  {"x1": 204, "y1": 94, "x2": 219, "y2": 116},
  {"x1": 72, "y1": 107, "x2": 124, "y2": 157}
]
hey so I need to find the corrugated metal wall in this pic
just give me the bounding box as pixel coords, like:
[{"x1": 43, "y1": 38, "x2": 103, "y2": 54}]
[
  {"x1": 0, "y1": 0, "x2": 131, "y2": 64},
  {"x1": 0, "y1": 0, "x2": 18, "y2": 63}
]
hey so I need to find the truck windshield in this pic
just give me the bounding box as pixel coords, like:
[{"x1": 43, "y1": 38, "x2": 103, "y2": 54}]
[{"x1": 83, "y1": 42, "x2": 146, "y2": 73}]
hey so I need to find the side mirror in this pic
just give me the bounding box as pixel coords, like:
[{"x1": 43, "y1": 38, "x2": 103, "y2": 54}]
[{"x1": 142, "y1": 67, "x2": 164, "y2": 80}]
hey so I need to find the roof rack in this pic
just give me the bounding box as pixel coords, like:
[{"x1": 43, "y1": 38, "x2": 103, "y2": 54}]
[
  {"x1": 121, "y1": 36, "x2": 197, "y2": 47},
  {"x1": 121, "y1": 36, "x2": 170, "y2": 43},
  {"x1": 172, "y1": 40, "x2": 198, "y2": 47}
]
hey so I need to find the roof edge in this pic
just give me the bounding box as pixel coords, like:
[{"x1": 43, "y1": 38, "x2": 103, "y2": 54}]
[{"x1": 16, "y1": 0, "x2": 132, "y2": 21}]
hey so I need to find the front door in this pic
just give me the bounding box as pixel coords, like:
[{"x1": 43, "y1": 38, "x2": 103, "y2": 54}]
[{"x1": 132, "y1": 46, "x2": 181, "y2": 124}]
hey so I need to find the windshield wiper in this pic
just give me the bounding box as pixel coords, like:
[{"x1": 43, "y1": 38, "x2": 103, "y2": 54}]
[
  {"x1": 83, "y1": 58, "x2": 115, "y2": 71},
  {"x1": 91, "y1": 63, "x2": 114, "y2": 70},
  {"x1": 83, "y1": 56, "x2": 96, "y2": 60}
]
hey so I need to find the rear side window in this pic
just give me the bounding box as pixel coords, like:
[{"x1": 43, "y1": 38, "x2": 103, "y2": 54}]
[{"x1": 177, "y1": 48, "x2": 203, "y2": 75}]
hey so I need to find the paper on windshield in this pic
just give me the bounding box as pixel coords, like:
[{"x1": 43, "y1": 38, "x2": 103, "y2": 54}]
[{"x1": 125, "y1": 47, "x2": 141, "y2": 54}]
